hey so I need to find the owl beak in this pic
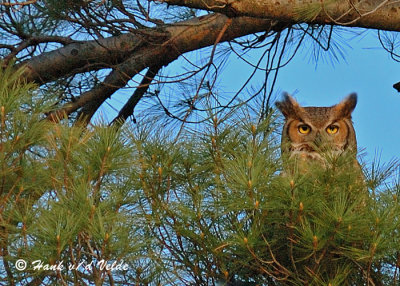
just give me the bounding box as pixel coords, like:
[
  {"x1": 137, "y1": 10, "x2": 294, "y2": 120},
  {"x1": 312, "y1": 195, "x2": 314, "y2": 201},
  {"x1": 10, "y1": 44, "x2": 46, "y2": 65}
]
[{"x1": 314, "y1": 132, "x2": 323, "y2": 149}]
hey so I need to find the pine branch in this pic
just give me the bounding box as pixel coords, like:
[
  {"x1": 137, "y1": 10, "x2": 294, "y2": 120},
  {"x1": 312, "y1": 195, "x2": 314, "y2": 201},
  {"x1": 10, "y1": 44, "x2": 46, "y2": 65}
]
[{"x1": 110, "y1": 65, "x2": 162, "y2": 126}]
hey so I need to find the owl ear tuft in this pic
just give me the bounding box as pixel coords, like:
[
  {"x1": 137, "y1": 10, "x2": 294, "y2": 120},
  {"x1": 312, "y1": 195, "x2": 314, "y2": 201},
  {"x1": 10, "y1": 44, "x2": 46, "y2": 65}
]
[
  {"x1": 275, "y1": 93, "x2": 301, "y2": 118},
  {"x1": 334, "y1": 93, "x2": 357, "y2": 118}
]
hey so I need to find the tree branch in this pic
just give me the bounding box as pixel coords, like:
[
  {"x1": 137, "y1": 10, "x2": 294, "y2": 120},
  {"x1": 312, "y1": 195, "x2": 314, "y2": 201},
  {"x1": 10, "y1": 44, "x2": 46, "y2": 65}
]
[
  {"x1": 46, "y1": 42, "x2": 179, "y2": 123},
  {"x1": 45, "y1": 14, "x2": 279, "y2": 122},
  {"x1": 18, "y1": 31, "x2": 166, "y2": 84},
  {"x1": 156, "y1": 0, "x2": 400, "y2": 32},
  {"x1": 20, "y1": 13, "x2": 276, "y2": 85},
  {"x1": 110, "y1": 65, "x2": 162, "y2": 126}
]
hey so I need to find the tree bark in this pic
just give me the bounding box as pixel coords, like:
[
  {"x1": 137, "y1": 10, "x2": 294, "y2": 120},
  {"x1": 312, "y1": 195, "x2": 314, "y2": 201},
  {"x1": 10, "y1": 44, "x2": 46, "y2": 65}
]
[
  {"x1": 18, "y1": 32, "x2": 166, "y2": 84},
  {"x1": 157, "y1": 0, "x2": 400, "y2": 32}
]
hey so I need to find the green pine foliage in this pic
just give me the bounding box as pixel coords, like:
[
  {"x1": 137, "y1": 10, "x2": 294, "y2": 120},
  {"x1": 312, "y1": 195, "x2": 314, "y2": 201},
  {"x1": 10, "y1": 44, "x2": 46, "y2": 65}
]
[{"x1": 0, "y1": 66, "x2": 399, "y2": 286}]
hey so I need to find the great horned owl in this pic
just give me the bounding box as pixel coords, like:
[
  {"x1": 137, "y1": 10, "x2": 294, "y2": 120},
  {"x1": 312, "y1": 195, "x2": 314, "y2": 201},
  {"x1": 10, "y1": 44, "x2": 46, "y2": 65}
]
[{"x1": 275, "y1": 93, "x2": 358, "y2": 166}]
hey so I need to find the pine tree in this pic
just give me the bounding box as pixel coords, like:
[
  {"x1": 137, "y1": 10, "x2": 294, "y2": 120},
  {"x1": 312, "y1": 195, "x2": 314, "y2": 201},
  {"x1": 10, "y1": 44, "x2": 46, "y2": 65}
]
[{"x1": 0, "y1": 65, "x2": 399, "y2": 285}]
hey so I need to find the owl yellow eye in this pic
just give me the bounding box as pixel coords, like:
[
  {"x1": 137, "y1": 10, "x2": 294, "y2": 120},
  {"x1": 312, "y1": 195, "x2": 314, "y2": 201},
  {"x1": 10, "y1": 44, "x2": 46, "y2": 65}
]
[
  {"x1": 298, "y1": 124, "x2": 311, "y2": 134},
  {"x1": 326, "y1": 125, "x2": 339, "y2": 134}
]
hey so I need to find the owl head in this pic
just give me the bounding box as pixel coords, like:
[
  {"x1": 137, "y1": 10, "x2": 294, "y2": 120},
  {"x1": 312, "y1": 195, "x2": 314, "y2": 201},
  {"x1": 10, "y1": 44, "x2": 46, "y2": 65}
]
[{"x1": 276, "y1": 93, "x2": 357, "y2": 161}]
